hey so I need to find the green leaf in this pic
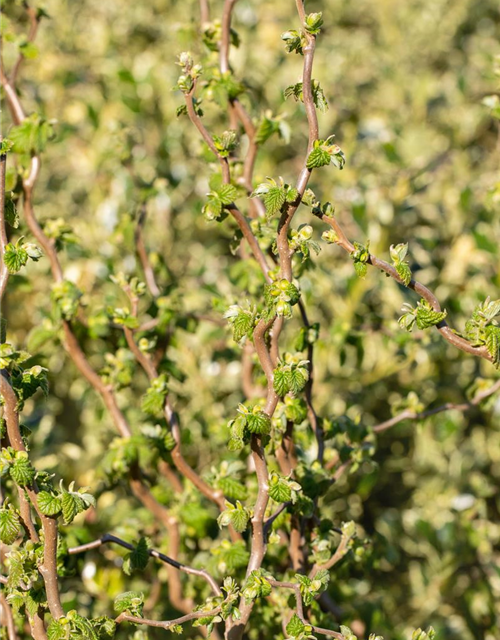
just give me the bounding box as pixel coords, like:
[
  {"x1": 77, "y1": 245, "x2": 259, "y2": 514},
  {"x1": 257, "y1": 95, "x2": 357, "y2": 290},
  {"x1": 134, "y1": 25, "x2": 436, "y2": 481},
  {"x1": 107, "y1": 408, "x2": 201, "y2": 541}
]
[
  {"x1": 304, "y1": 12, "x2": 324, "y2": 35},
  {"x1": 69, "y1": 612, "x2": 98, "y2": 640},
  {"x1": 224, "y1": 305, "x2": 257, "y2": 344},
  {"x1": 217, "y1": 501, "x2": 250, "y2": 533},
  {"x1": 354, "y1": 261, "x2": 367, "y2": 278},
  {"x1": 396, "y1": 262, "x2": 412, "y2": 286},
  {"x1": 19, "y1": 41, "x2": 39, "y2": 59},
  {"x1": 217, "y1": 184, "x2": 238, "y2": 205},
  {"x1": 242, "y1": 570, "x2": 273, "y2": 602},
  {"x1": 284, "y1": 80, "x2": 328, "y2": 113},
  {"x1": 10, "y1": 114, "x2": 55, "y2": 154},
  {"x1": 3, "y1": 242, "x2": 28, "y2": 274},
  {"x1": 485, "y1": 325, "x2": 500, "y2": 365},
  {"x1": 340, "y1": 626, "x2": 358, "y2": 640},
  {"x1": 5, "y1": 198, "x2": 19, "y2": 228},
  {"x1": 141, "y1": 374, "x2": 169, "y2": 416},
  {"x1": 415, "y1": 300, "x2": 447, "y2": 329},
  {"x1": 14, "y1": 365, "x2": 49, "y2": 410},
  {"x1": 114, "y1": 591, "x2": 144, "y2": 616},
  {"x1": 10, "y1": 453, "x2": 36, "y2": 487},
  {"x1": 51, "y1": 281, "x2": 82, "y2": 320},
  {"x1": 111, "y1": 307, "x2": 139, "y2": 329},
  {"x1": 306, "y1": 145, "x2": 331, "y2": 169},
  {"x1": 286, "y1": 613, "x2": 306, "y2": 637},
  {"x1": 412, "y1": 628, "x2": 435, "y2": 640},
  {"x1": 284, "y1": 397, "x2": 307, "y2": 424},
  {"x1": 0, "y1": 139, "x2": 13, "y2": 155},
  {"x1": 268, "y1": 474, "x2": 292, "y2": 503},
  {"x1": 37, "y1": 491, "x2": 63, "y2": 516},
  {"x1": 246, "y1": 411, "x2": 271, "y2": 435},
  {"x1": 217, "y1": 476, "x2": 248, "y2": 501},
  {"x1": 61, "y1": 491, "x2": 85, "y2": 524},
  {"x1": 230, "y1": 506, "x2": 250, "y2": 532},
  {"x1": 212, "y1": 130, "x2": 237, "y2": 157},
  {"x1": 123, "y1": 537, "x2": 150, "y2": 575},
  {"x1": 47, "y1": 619, "x2": 68, "y2": 640},
  {"x1": 281, "y1": 29, "x2": 305, "y2": 55},
  {"x1": 263, "y1": 186, "x2": 286, "y2": 218},
  {"x1": 273, "y1": 368, "x2": 290, "y2": 396},
  {"x1": 211, "y1": 540, "x2": 249, "y2": 572},
  {"x1": 289, "y1": 366, "x2": 309, "y2": 394},
  {"x1": 60, "y1": 485, "x2": 94, "y2": 525},
  {"x1": 91, "y1": 617, "x2": 116, "y2": 639},
  {"x1": 0, "y1": 504, "x2": 21, "y2": 544},
  {"x1": 306, "y1": 139, "x2": 345, "y2": 170}
]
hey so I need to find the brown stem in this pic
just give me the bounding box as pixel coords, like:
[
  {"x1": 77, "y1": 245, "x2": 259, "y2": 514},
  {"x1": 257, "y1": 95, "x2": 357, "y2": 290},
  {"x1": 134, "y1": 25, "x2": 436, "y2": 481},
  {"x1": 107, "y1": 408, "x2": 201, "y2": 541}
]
[
  {"x1": 116, "y1": 605, "x2": 223, "y2": 629},
  {"x1": 10, "y1": 4, "x2": 39, "y2": 86},
  {"x1": 135, "y1": 204, "x2": 161, "y2": 298},
  {"x1": 0, "y1": 145, "x2": 8, "y2": 300},
  {"x1": 199, "y1": 0, "x2": 210, "y2": 24},
  {"x1": 184, "y1": 89, "x2": 271, "y2": 282},
  {"x1": 0, "y1": 592, "x2": 19, "y2": 640},
  {"x1": 220, "y1": 0, "x2": 237, "y2": 74},
  {"x1": 309, "y1": 535, "x2": 349, "y2": 579},
  {"x1": 373, "y1": 378, "x2": 500, "y2": 433},
  {"x1": 298, "y1": 299, "x2": 323, "y2": 463},
  {"x1": 218, "y1": 0, "x2": 265, "y2": 218},
  {"x1": 0, "y1": 374, "x2": 64, "y2": 620}
]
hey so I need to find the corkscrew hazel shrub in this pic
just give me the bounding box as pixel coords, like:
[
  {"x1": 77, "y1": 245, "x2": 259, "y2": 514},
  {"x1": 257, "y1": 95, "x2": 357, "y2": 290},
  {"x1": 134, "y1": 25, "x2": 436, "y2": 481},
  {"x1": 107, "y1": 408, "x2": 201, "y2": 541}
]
[{"x1": 0, "y1": 1, "x2": 499, "y2": 640}]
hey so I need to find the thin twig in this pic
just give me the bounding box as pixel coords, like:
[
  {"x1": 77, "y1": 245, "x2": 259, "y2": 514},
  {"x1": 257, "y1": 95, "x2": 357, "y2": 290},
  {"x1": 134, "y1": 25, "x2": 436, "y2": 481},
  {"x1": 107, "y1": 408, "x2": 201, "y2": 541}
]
[
  {"x1": 0, "y1": 592, "x2": 19, "y2": 640},
  {"x1": 373, "y1": 378, "x2": 500, "y2": 433},
  {"x1": 68, "y1": 533, "x2": 221, "y2": 596},
  {"x1": 309, "y1": 535, "x2": 349, "y2": 579},
  {"x1": 263, "y1": 501, "x2": 292, "y2": 536},
  {"x1": 115, "y1": 605, "x2": 222, "y2": 629},
  {"x1": 317, "y1": 213, "x2": 492, "y2": 362},
  {"x1": 184, "y1": 85, "x2": 271, "y2": 281},
  {"x1": 0, "y1": 141, "x2": 9, "y2": 300}
]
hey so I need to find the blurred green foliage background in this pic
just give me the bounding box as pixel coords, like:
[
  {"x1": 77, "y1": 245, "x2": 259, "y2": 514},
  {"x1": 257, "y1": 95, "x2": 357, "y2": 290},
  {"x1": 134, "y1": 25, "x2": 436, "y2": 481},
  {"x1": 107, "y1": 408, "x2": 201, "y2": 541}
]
[{"x1": 2, "y1": 0, "x2": 500, "y2": 638}]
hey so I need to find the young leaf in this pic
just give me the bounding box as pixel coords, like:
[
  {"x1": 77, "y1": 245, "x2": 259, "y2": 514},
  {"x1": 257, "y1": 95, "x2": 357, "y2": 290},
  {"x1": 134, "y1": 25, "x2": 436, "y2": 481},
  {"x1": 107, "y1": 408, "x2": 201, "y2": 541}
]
[
  {"x1": 306, "y1": 145, "x2": 331, "y2": 169},
  {"x1": 0, "y1": 504, "x2": 21, "y2": 544},
  {"x1": 304, "y1": 12, "x2": 324, "y2": 35},
  {"x1": 286, "y1": 614, "x2": 306, "y2": 637},
  {"x1": 268, "y1": 474, "x2": 292, "y2": 503},
  {"x1": 485, "y1": 325, "x2": 500, "y2": 365},
  {"x1": 263, "y1": 186, "x2": 286, "y2": 218},
  {"x1": 217, "y1": 476, "x2": 248, "y2": 501},
  {"x1": 141, "y1": 374, "x2": 169, "y2": 416},
  {"x1": 217, "y1": 184, "x2": 238, "y2": 205},
  {"x1": 123, "y1": 537, "x2": 150, "y2": 575},
  {"x1": 340, "y1": 626, "x2": 358, "y2": 640},
  {"x1": 10, "y1": 453, "x2": 36, "y2": 487},
  {"x1": 246, "y1": 411, "x2": 271, "y2": 435},
  {"x1": 61, "y1": 491, "x2": 85, "y2": 525},
  {"x1": 415, "y1": 300, "x2": 447, "y2": 329},
  {"x1": 37, "y1": 491, "x2": 63, "y2": 516},
  {"x1": 47, "y1": 620, "x2": 67, "y2": 640},
  {"x1": 273, "y1": 368, "x2": 290, "y2": 396},
  {"x1": 114, "y1": 591, "x2": 144, "y2": 616}
]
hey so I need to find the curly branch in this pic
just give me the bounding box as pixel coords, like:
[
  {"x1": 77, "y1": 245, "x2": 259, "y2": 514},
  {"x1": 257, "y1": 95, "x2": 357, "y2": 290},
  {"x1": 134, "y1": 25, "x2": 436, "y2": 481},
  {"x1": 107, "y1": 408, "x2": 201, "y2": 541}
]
[
  {"x1": 317, "y1": 212, "x2": 491, "y2": 362},
  {"x1": 115, "y1": 605, "x2": 222, "y2": 629},
  {"x1": 68, "y1": 533, "x2": 221, "y2": 596}
]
